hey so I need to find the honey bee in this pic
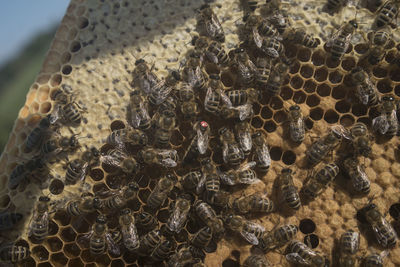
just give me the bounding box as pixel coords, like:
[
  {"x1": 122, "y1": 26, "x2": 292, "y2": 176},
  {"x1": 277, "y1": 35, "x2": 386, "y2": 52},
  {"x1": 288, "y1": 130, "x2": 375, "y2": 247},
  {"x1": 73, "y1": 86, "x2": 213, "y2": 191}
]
[
  {"x1": 372, "y1": 95, "x2": 399, "y2": 136},
  {"x1": 243, "y1": 254, "x2": 270, "y2": 267},
  {"x1": 149, "y1": 70, "x2": 180, "y2": 106},
  {"x1": 153, "y1": 109, "x2": 176, "y2": 147},
  {"x1": 286, "y1": 240, "x2": 327, "y2": 267},
  {"x1": 350, "y1": 67, "x2": 379, "y2": 106},
  {"x1": 0, "y1": 243, "x2": 30, "y2": 263},
  {"x1": 131, "y1": 58, "x2": 160, "y2": 95},
  {"x1": 219, "y1": 161, "x2": 260, "y2": 185},
  {"x1": 191, "y1": 226, "x2": 213, "y2": 248},
  {"x1": 327, "y1": 19, "x2": 358, "y2": 61},
  {"x1": 101, "y1": 148, "x2": 140, "y2": 174},
  {"x1": 223, "y1": 214, "x2": 265, "y2": 245},
  {"x1": 128, "y1": 89, "x2": 151, "y2": 130},
  {"x1": 50, "y1": 86, "x2": 84, "y2": 126},
  {"x1": 204, "y1": 74, "x2": 228, "y2": 114},
  {"x1": 193, "y1": 36, "x2": 229, "y2": 65},
  {"x1": 41, "y1": 134, "x2": 79, "y2": 158},
  {"x1": 9, "y1": 158, "x2": 45, "y2": 190},
  {"x1": 260, "y1": 36, "x2": 284, "y2": 58},
  {"x1": 219, "y1": 127, "x2": 245, "y2": 166},
  {"x1": 86, "y1": 214, "x2": 120, "y2": 255},
  {"x1": 182, "y1": 52, "x2": 207, "y2": 91},
  {"x1": 232, "y1": 193, "x2": 275, "y2": 214},
  {"x1": 119, "y1": 208, "x2": 139, "y2": 251},
  {"x1": 287, "y1": 105, "x2": 306, "y2": 143},
  {"x1": 196, "y1": 158, "x2": 220, "y2": 203},
  {"x1": 266, "y1": 11, "x2": 290, "y2": 35},
  {"x1": 196, "y1": 4, "x2": 225, "y2": 43},
  {"x1": 0, "y1": 212, "x2": 23, "y2": 230},
  {"x1": 167, "y1": 246, "x2": 193, "y2": 267},
  {"x1": 375, "y1": 0, "x2": 399, "y2": 28},
  {"x1": 65, "y1": 194, "x2": 102, "y2": 216},
  {"x1": 363, "y1": 250, "x2": 389, "y2": 267},
  {"x1": 367, "y1": 27, "x2": 391, "y2": 65},
  {"x1": 106, "y1": 127, "x2": 148, "y2": 150},
  {"x1": 288, "y1": 28, "x2": 321, "y2": 48},
  {"x1": 265, "y1": 61, "x2": 290, "y2": 95},
  {"x1": 137, "y1": 229, "x2": 162, "y2": 256},
  {"x1": 338, "y1": 230, "x2": 360, "y2": 267},
  {"x1": 29, "y1": 196, "x2": 51, "y2": 242},
  {"x1": 280, "y1": 168, "x2": 301, "y2": 210},
  {"x1": 306, "y1": 126, "x2": 342, "y2": 166},
  {"x1": 65, "y1": 146, "x2": 100, "y2": 184},
  {"x1": 181, "y1": 171, "x2": 203, "y2": 192},
  {"x1": 343, "y1": 157, "x2": 371, "y2": 194},
  {"x1": 251, "y1": 131, "x2": 271, "y2": 173},
  {"x1": 226, "y1": 88, "x2": 259, "y2": 107},
  {"x1": 25, "y1": 116, "x2": 52, "y2": 153},
  {"x1": 235, "y1": 120, "x2": 252, "y2": 156},
  {"x1": 302, "y1": 163, "x2": 339, "y2": 200},
  {"x1": 135, "y1": 211, "x2": 158, "y2": 231},
  {"x1": 194, "y1": 200, "x2": 225, "y2": 238},
  {"x1": 100, "y1": 182, "x2": 139, "y2": 211},
  {"x1": 178, "y1": 83, "x2": 199, "y2": 120},
  {"x1": 255, "y1": 57, "x2": 272, "y2": 89},
  {"x1": 241, "y1": 15, "x2": 266, "y2": 49},
  {"x1": 360, "y1": 203, "x2": 398, "y2": 247},
  {"x1": 138, "y1": 147, "x2": 178, "y2": 167},
  {"x1": 166, "y1": 197, "x2": 191, "y2": 234},
  {"x1": 151, "y1": 239, "x2": 174, "y2": 262},
  {"x1": 159, "y1": 95, "x2": 177, "y2": 113},
  {"x1": 230, "y1": 48, "x2": 258, "y2": 87},
  {"x1": 146, "y1": 173, "x2": 177, "y2": 210},
  {"x1": 258, "y1": 224, "x2": 298, "y2": 252}
]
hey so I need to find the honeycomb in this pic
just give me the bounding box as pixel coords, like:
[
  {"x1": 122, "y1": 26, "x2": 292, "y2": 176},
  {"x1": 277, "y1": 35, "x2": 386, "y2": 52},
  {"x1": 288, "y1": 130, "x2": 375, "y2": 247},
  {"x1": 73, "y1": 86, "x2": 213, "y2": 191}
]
[{"x1": 0, "y1": 0, "x2": 399, "y2": 266}]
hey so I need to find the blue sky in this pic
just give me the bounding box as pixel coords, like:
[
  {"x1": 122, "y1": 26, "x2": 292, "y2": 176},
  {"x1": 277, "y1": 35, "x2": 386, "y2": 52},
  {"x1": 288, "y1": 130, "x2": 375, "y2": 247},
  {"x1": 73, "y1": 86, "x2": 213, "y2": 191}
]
[{"x1": 0, "y1": 1, "x2": 70, "y2": 65}]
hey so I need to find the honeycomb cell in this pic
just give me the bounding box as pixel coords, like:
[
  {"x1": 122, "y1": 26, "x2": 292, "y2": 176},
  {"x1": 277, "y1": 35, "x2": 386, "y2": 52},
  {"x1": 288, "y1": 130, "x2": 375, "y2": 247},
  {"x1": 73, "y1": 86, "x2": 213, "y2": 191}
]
[
  {"x1": 157, "y1": 209, "x2": 170, "y2": 223},
  {"x1": 61, "y1": 52, "x2": 71, "y2": 64},
  {"x1": 60, "y1": 227, "x2": 77, "y2": 242},
  {"x1": 305, "y1": 117, "x2": 314, "y2": 130},
  {"x1": 49, "y1": 179, "x2": 64, "y2": 195},
  {"x1": 53, "y1": 211, "x2": 71, "y2": 227},
  {"x1": 316, "y1": 84, "x2": 331, "y2": 97},
  {"x1": 253, "y1": 102, "x2": 261, "y2": 115},
  {"x1": 171, "y1": 129, "x2": 184, "y2": 146},
  {"x1": 40, "y1": 102, "x2": 52, "y2": 114},
  {"x1": 93, "y1": 183, "x2": 109, "y2": 195},
  {"x1": 0, "y1": 194, "x2": 10, "y2": 210},
  {"x1": 373, "y1": 66, "x2": 387, "y2": 78},
  {"x1": 280, "y1": 86, "x2": 294, "y2": 100},
  {"x1": 64, "y1": 243, "x2": 81, "y2": 258},
  {"x1": 270, "y1": 146, "x2": 282, "y2": 161},
  {"x1": 273, "y1": 110, "x2": 287, "y2": 123},
  {"x1": 311, "y1": 50, "x2": 325, "y2": 66},
  {"x1": 389, "y1": 203, "x2": 400, "y2": 220},
  {"x1": 138, "y1": 188, "x2": 151, "y2": 203},
  {"x1": 221, "y1": 71, "x2": 234, "y2": 87},
  {"x1": 37, "y1": 86, "x2": 51, "y2": 102},
  {"x1": 304, "y1": 79, "x2": 317, "y2": 94},
  {"x1": 282, "y1": 150, "x2": 296, "y2": 165},
  {"x1": 324, "y1": 109, "x2": 339, "y2": 123},
  {"x1": 69, "y1": 258, "x2": 84, "y2": 267},
  {"x1": 293, "y1": 90, "x2": 307, "y2": 104},
  {"x1": 310, "y1": 107, "x2": 324, "y2": 121},
  {"x1": 290, "y1": 75, "x2": 304, "y2": 89},
  {"x1": 263, "y1": 120, "x2": 277, "y2": 133},
  {"x1": 269, "y1": 96, "x2": 283, "y2": 110},
  {"x1": 78, "y1": 17, "x2": 89, "y2": 29},
  {"x1": 45, "y1": 237, "x2": 63, "y2": 253},
  {"x1": 110, "y1": 120, "x2": 125, "y2": 131},
  {"x1": 251, "y1": 116, "x2": 263, "y2": 129},
  {"x1": 335, "y1": 100, "x2": 351, "y2": 114},
  {"x1": 351, "y1": 103, "x2": 368, "y2": 117},
  {"x1": 341, "y1": 57, "x2": 356, "y2": 71},
  {"x1": 222, "y1": 258, "x2": 240, "y2": 267},
  {"x1": 304, "y1": 234, "x2": 319, "y2": 249},
  {"x1": 175, "y1": 229, "x2": 189, "y2": 243},
  {"x1": 390, "y1": 69, "x2": 400, "y2": 82},
  {"x1": 95, "y1": 254, "x2": 111, "y2": 266},
  {"x1": 50, "y1": 74, "x2": 63, "y2": 87},
  {"x1": 89, "y1": 168, "x2": 104, "y2": 182},
  {"x1": 62, "y1": 65, "x2": 73, "y2": 75},
  {"x1": 111, "y1": 259, "x2": 125, "y2": 267},
  {"x1": 300, "y1": 65, "x2": 314, "y2": 78},
  {"x1": 328, "y1": 70, "x2": 343, "y2": 84},
  {"x1": 106, "y1": 174, "x2": 123, "y2": 190},
  {"x1": 71, "y1": 218, "x2": 90, "y2": 234},
  {"x1": 38, "y1": 262, "x2": 52, "y2": 267},
  {"x1": 395, "y1": 85, "x2": 400, "y2": 97},
  {"x1": 354, "y1": 43, "x2": 368, "y2": 54},
  {"x1": 290, "y1": 61, "x2": 301, "y2": 74},
  {"x1": 339, "y1": 114, "x2": 355, "y2": 127},
  {"x1": 70, "y1": 41, "x2": 82, "y2": 53},
  {"x1": 325, "y1": 56, "x2": 340, "y2": 68},
  {"x1": 331, "y1": 85, "x2": 347, "y2": 100},
  {"x1": 50, "y1": 252, "x2": 68, "y2": 267},
  {"x1": 297, "y1": 48, "x2": 311, "y2": 62},
  {"x1": 377, "y1": 79, "x2": 392, "y2": 93},
  {"x1": 314, "y1": 67, "x2": 328, "y2": 82},
  {"x1": 123, "y1": 249, "x2": 139, "y2": 264},
  {"x1": 80, "y1": 249, "x2": 95, "y2": 263},
  {"x1": 306, "y1": 94, "x2": 320, "y2": 107},
  {"x1": 206, "y1": 240, "x2": 218, "y2": 253},
  {"x1": 23, "y1": 257, "x2": 36, "y2": 267},
  {"x1": 32, "y1": 245, "x2": 49, "y2": 262},
  {"x1": 299, "y1": 218, "x2": 316, "y2": 234}
]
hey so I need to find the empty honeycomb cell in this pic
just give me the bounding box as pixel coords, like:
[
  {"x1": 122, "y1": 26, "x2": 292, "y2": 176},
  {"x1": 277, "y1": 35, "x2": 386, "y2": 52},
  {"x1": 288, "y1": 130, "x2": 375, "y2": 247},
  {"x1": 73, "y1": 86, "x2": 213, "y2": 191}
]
[
  {"x1": 61, "y1": 52, "x2": 71, "y2": 64},
  {"x1": 390, "y1": 68, "x2": 400, "y2": 81},
  {"x1": 335, "y1": 100, "x2": 351, "y2": 114},
  {"x1": 106, "y1": 174, "x2": 123, "y2": 190},
  {"x1": 314, "y1": 67, "x2": 328, "y2": 82},
  {"x1": 306, "y1": 94, "x2": 320, "y2": 107},
  {"x1": 389, "y1": 203, "x2": 400, "y2": 220},
  {"x1": 263, "y1": 120, "x2": 277, "y2": 133},
  {"x1": 305, "y1": 117, "x2": 314, "y2": 130},
  {"x1": 310, "y1": 107, "x2": 324, "y2": 121},
  {"x1": 339, "y1": 114, "x2": 355, "y2": 127},
  {"x1": 37, "y1": 86, "x2": 51, "y2": 102},
  {"x1": 64, "y1": 243, "x2": 81, "y2": 258},
  {"x1": 325, "y1": 56, "x2": 340, "y2": 69},
  {"x1": 60, "y1": 227, "x2": 77, "y2": 242},
  {"x1": 270, "y1": 146, "x2": 283, "y2": 161},
  {"x1": 38, "y1": 262, "x2": 52, "y2": 267},
  {"x1": 303, "y1": 79, "x2": 317, "y2": 93},
  {"x1": 341, "y1": 57, "x2": 356, "y2": 71},
  {"x1": 290, "y1": 75, "x2": 304, "y2": 89},
  {"x1": 32, "y1": 245, "x2": 49, "y2": 262},
  {"x1": 53, "y1": 211, "x2": 71, "y2": 227},
  {"x1": 0, "y1": 194, "x2": 10, "y2": 210},
  {"x1": 293, "y1": 90, "x2": 307, "y2": 104},
  {"x1": 89, "y1": 168, "x2": 104, "y2": 181},
  {"x1": 49, "y1": 179, "x2": 64, "y2": 195},
  {"x1": 95, "y1": 254, "x2": 111, "y2": 266},
  {"x1": 138, "y1": 188, "x2": 151, "y2": 203},
  {"x1": 331, "y1": 85, "x2": 347, "y2": 100},
  {"x1": 311, "y1": 50, "x2": 325, "y2": 66},
  {"x1": 261, "y1": 106, "x2": 273, "y2": 120},
  {"x1": 129, "y1": 198, "x2": 142, "y2": 212},
  {"x1": 395, "y1": 85, "x2": 400, "y2": 97},
  {"x1": 290, "y1": 61, "x2": 301, "y2": 74},
  {"x1": 328, "y1": 70, "x2": 343, "y2": 84},
  {"x1": 69, "y1": 258, "x2": 84, "y2": 267},
  {"x1": 37, "y1": 74, "x2": 51, "y2": 85},
  {"x1": 71, "y1": 218, "x2": 90, "y2": 234},
  {"x1": 300, "y1": 65, "x2": 314, "y2": 79},
  {"x1": 316, "y1": 84, "x2": 331, "y2": 97},
  {"x1": 70, "y1": 41, "x2": 82, "y2": 53},
  {"x1": 171, "y1": 129, "x2": 184, "y2": 146},
  {"x1": 280, "y1": 86, "x2": 294, "y2": 100},
  {"x1": 299, "y1": 218, "x2": 316, "y2": 234},
  {"x1": 222, "y1": 258, "x2": 240, "y2": 267},
  {"x1": 62, "y1": 65, "x2": 73, "y2": 75},
  {"x1": 45, "y1": 237, "x2": 63, "y2": 253},
  {"x1": 40, "y1": 102, "x2": 52, "y2": 114},
  {"x1": 282, "y1": 150, "x2": 296, "y2": 165},
  {"x1": 377, "y1": 79, "x2": 392, "y2": 93},
  {"x1": 304, "y1": 234, "x2": 319, "y2": 249},
  {"x1": 253, "y1": 102, "x2": 261, "y2": 115},
  {"x1": 80, "y1": 249, "x2": 95, "y2": 263},
  {"x1": 297, "y1": 48, "x2": 312, "y2": 62},
  {"x1": 324, "y1": 109, "x2": 339, "y2": 123},
  {"x1": 111, "y1": 259, "x2": 125, "y2": 267},
  {"x1": 157, "y1": 209, "x2": 170, "y2": 223},
  {"x1": 51, "y1": 252, "x2": 69, "y2": 267},
  {"x1": 373, "y1": 66, "x2": 388, "y2": 78},
  {"x1": 110, "y1": 120, "x2": 125, "y2": 131},
  {"x1": 269, "y1": 96, "x2": 283, "y2": 110},
  {"x1": 175, "y1": 229, "x2": 189, "y2": 243},
  {"x1": 351, "y1": 103, "x2": 368, "y2": 117},
  {"x1": 251, "y1": 116, "x2": 263, "y2": 129},
  {"x1": 18, "y1": 132, "x2": 27, "y2": 144},
  {"x1": 221, "y1": 71, "x2": 234, "y2": 87},
  {"x1": 122, "y1": 249, "x2": 138, "y2": 264},
  {"x1": 354, "y1": 43, "x2": 369, "y2": 54},
  {"x1": 273, "y1": 110, "x2": 287, "y2": 123},
  {"x1": 30, "y1": 102, "x2": 40, "y2": 113}
]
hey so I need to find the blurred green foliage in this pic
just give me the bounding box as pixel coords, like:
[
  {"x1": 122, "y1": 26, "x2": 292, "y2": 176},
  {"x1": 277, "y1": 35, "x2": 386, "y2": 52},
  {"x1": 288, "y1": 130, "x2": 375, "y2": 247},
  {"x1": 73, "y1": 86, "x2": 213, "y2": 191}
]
[{"x1": 0, "y1": 27, "x2": 57, "y2": 153}]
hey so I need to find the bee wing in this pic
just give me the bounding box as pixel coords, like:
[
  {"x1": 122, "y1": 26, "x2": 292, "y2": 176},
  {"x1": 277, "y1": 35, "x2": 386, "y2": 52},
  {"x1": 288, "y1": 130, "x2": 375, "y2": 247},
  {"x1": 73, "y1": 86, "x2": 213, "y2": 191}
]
[
  {"x1": 161, "y1": 158, "x2": 177, "y2": 168},
  {"x1": 49, "y1": 104, "x2": 61, "y2": 124},
  {"x1": 239, "y1": 161, "x2": 256, "y2": 171},
  {"x1": 205, "y1": 50, "x2": 219, "y2": 64},
  {"x1": 253, "y1": 28, "x2": 263, "y2": 48},
  {"x1": 219, "y1": 89, "x2": 232, "y2": 107},
  {"x1": 326, "y1": 26, "x2": 343, "y2": 48},
  {"x1": 238, "y1": 131, "x2": 252, "y2": 152},
  {"x1": 79, "y1": 162, "x2": 90, "y2": 182},
  {"x1": 152, "y1": 82, "x2": 173, "y2": 105},
  {"x1": 39, "y1": 211, "x2": 49, "y2": 228},
  {"x1": 237, "y1": 103, "x2": 253, "y2": 121},
  {"x1": 238, "y1": 61, "x2": 253, "y2": 81},
  {"x1": 264, "y1": 47, "x2": 280, "y2": 58},
  {"x1": 159, "y1": 149, "x2": 178, "y2": 167},
  {"x1": 129, "y1": 103, "x2": 143, "y2": 128},
  {"x1": 205, "y1": 86, "x2": 214, "y2": 106},
  {"x1": 257, "y1": 143, "x2": 271, "y2": 167},
  {"x1": 240, "y1": 230, "x2": 260, "y2": 245},
  {"x1": 286, "y1": 253, "x2": 310, "y2": 265},
  {"x1": 122, "y1": 223, "x2": 139, "y2": 248},
  {"x1": 222, "y1": 143, "x2": 229, "y2": 164},
  {"x1": 169, "y1": 206, "x2": 189, "y2": 233},
  {"x1": 357, "y1": 86, "x2": 370, "y2": 105},
  {"x1": 196, "y1": 174, "x2": 207, "y2": 193},
  {"x1": 106, "y1": 232, "x2": 121, "y2": 255},
  {"x1": 197, "y1": 128, "x2": 209, "y2": 155},
  {"x1": 101, "y1": 155, "x2": 120, "y2": 167},
  {"x1": 331, "y1": 124, "x2": 352, "y2": 140},
  {"x1": 372, "y1": 114, "x2": 389, "y2": 134},
  {"x1": 77, "y1": 230, "x2": 93, "y2": 246},
  {"x1": 219, "y1": 170, "x2": 236, "y2": 185}
]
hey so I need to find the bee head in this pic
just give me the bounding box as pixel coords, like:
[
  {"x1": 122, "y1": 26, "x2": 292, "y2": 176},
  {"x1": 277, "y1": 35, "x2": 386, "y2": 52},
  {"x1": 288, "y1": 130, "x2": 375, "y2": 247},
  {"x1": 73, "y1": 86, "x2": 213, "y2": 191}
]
[
  {"x1": 135, "y1": 59, "x2": 145, "y2": 65},
  {"x1": 209, "y1": 74, "x2": 220, "y2": 80},
  {"x1": 96, "y1": 214, "x2": 107, "y2": 224},
  {"x1": 39, "y1": 196, "x2": 50, "y2": 202},
  {"x1": 251, "y1": 131, "x2": 262, "y2": 139},
  {"x1": 289, "y1": 105, "x2": 300, "y2": 111},
  {"x1": 121, "y1": 208, "x2": 131, "y2": 215},
  {"x1": 282, "y1": 168, "x2": 292, "y2": 173},
  {"x1": 349, "y1": 19, "x2": 358, "y2": 29},
  {"x1": 128, "y1": 182, "x2": 140, "y2": 191}
]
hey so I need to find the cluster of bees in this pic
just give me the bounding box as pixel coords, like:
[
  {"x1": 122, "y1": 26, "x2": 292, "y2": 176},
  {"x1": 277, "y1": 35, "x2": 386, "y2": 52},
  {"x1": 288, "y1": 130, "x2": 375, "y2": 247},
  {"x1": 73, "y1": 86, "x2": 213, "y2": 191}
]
[{"x1": 0, "y1": 0, "x2": 400, "y2": 266}]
